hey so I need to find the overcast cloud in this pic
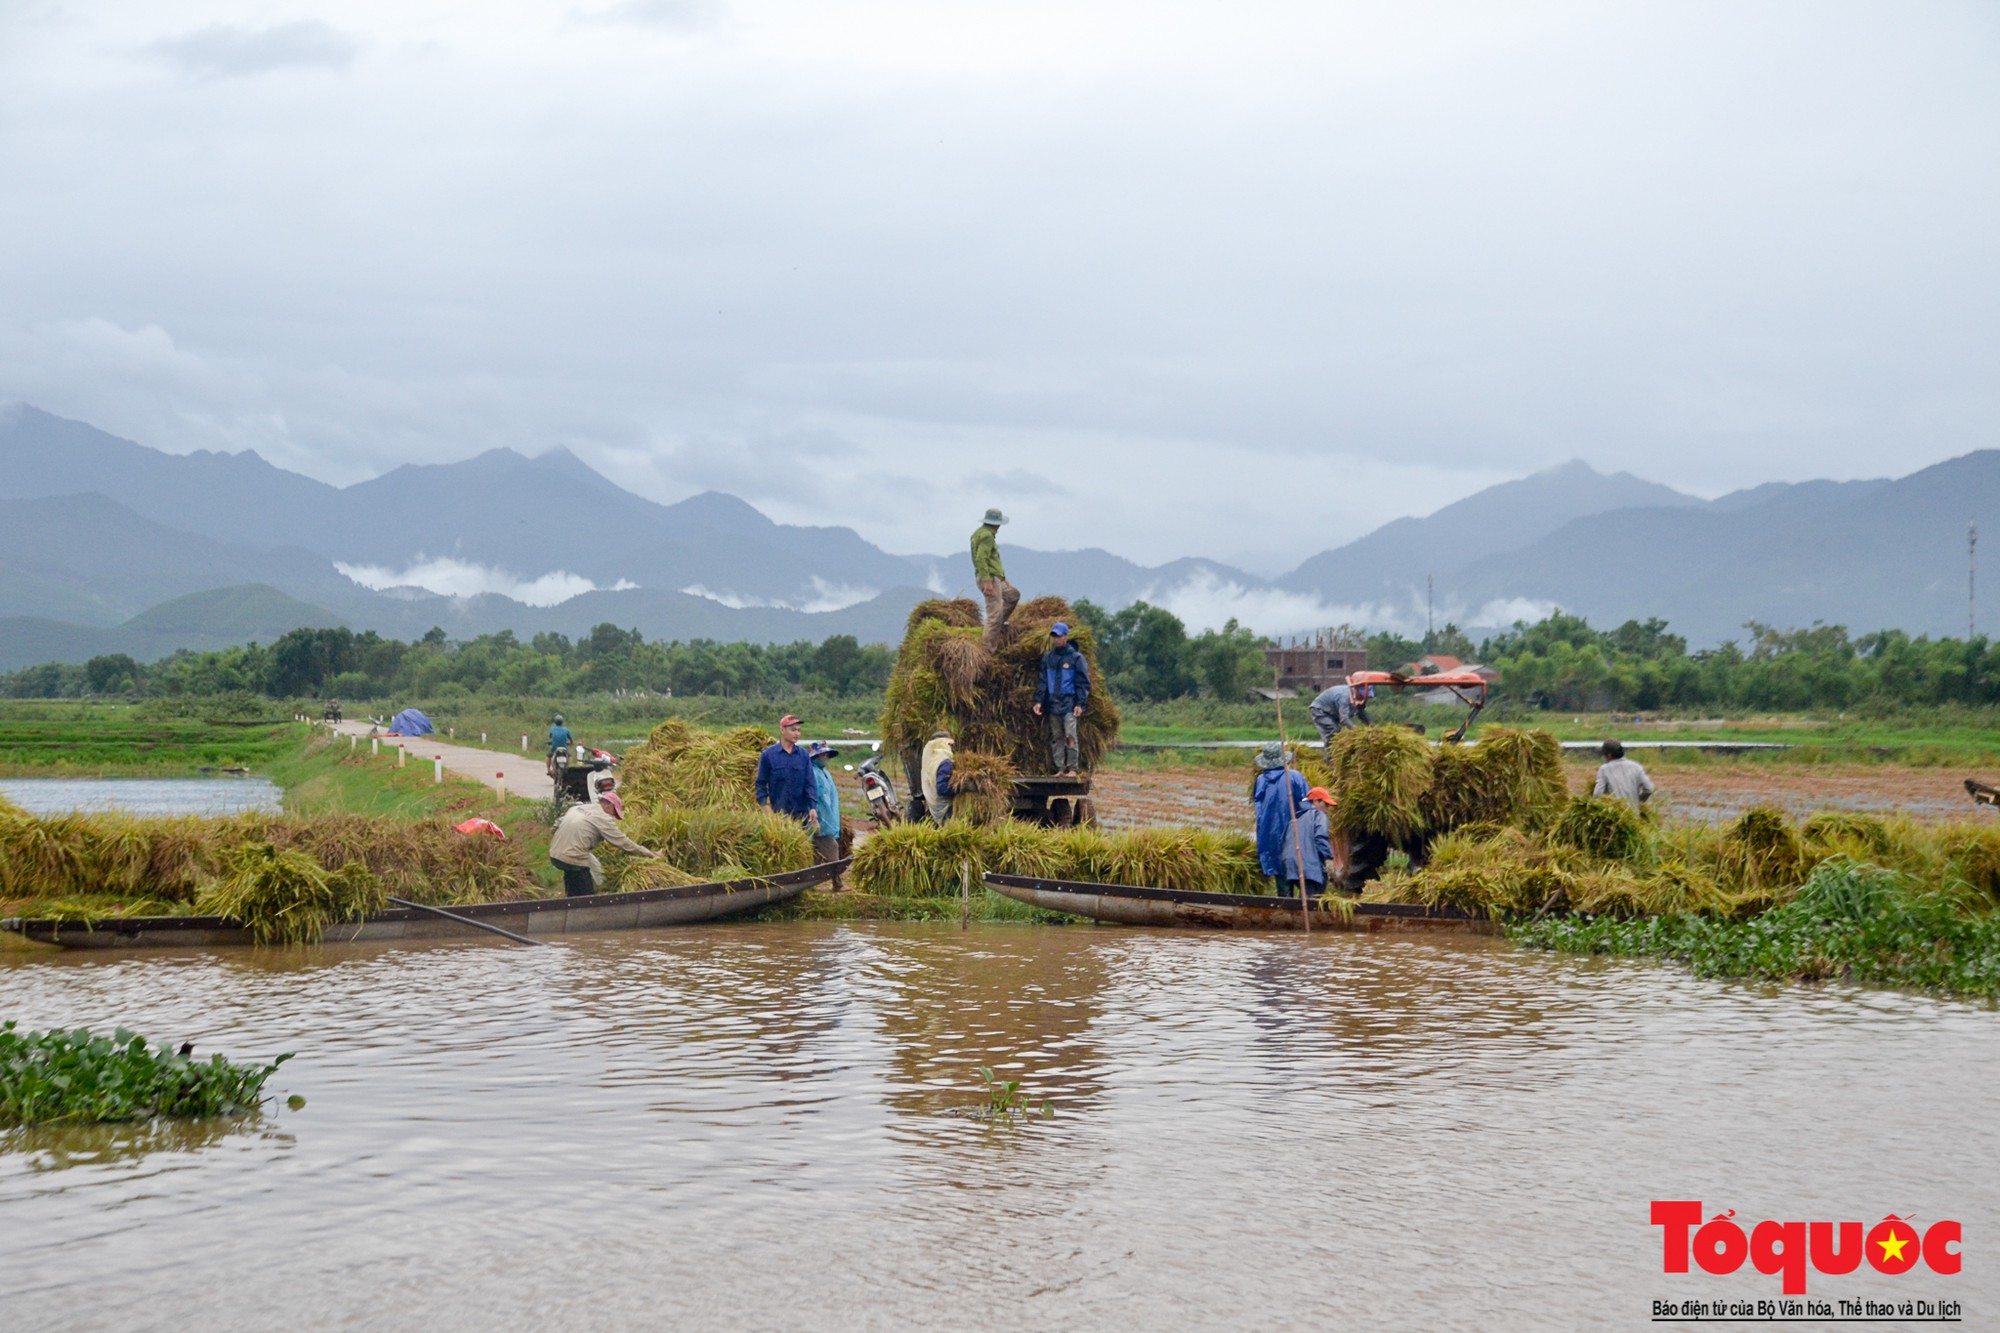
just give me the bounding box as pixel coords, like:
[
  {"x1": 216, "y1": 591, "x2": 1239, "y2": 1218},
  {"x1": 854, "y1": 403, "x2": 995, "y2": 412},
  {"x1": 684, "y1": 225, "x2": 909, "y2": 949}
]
[{"x1": 1, "y1": 1, "x2": 1995, "y2": 573}]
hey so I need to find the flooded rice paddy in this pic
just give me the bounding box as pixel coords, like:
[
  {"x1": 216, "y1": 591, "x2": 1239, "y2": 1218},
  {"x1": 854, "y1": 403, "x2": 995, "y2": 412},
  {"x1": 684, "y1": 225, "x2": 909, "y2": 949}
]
[
  {"x1": 0, "y1": 776, "x2": 284, "y2": 818},
  {"x1": 1, "y1": 923, "x2": 1992, "y2": 1329}
]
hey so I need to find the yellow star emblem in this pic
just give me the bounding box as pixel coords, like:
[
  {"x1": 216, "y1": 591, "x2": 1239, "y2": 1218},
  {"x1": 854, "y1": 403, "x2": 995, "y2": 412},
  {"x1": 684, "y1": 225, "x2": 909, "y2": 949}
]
[{"x1": 1877, "y1": 1231, "x2": 1910, "y2": 1263}]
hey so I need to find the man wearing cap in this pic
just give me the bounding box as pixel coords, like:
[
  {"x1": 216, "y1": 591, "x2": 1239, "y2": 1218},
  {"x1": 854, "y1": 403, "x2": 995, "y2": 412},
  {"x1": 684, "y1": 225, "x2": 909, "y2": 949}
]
[
  {"x1": 970, "y1": 508, "x2": 1020, "y2": 648},
  {"x1": 807, "y1": 741, "x2": 846, "y2": 890},
  {"x1": 1033, "y1": 622, "x2": 1092, "y2": 777},
  {"x1": 1308, "y1": 680, "x2": 1372, "y2": 750},
  {"x1": 1250, "y1": 741, "x2": 1309, "y2": 892},
  {"x1": 1278, "y1": 786, "x2": 1337, "y2": 898},
  {"x1": 756, "y1": 714, "x2": 820, "y2": 832},
  {"x1": 549, "y1": 778, "x2": 661, "y2": 897}
]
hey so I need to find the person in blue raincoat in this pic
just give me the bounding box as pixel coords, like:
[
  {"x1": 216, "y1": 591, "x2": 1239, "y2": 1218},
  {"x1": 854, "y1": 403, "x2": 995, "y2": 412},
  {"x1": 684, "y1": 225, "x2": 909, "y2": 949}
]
[
  {"x1": 1277, "y1": 786, "x2": 1336, "y2": 898},
  {"x1": 807, "y1": 741, "x2": 846, "y2": 891},
  {"x1": 1249, "y1": 741, "x2": 1308, "y2": 891}
]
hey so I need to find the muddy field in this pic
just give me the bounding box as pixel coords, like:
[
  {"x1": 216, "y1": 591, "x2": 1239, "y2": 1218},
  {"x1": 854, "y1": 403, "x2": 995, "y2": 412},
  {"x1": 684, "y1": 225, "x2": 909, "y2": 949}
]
[{"x1": 1091, "y1": 760, "x2": 1998, "y2": 833}]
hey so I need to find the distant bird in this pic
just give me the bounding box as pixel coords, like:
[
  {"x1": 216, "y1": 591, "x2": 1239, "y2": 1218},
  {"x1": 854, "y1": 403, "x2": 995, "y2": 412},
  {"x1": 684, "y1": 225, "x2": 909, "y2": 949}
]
[{"x1": 178, "y1": 1041, "x2": 195, "y2": 1056}]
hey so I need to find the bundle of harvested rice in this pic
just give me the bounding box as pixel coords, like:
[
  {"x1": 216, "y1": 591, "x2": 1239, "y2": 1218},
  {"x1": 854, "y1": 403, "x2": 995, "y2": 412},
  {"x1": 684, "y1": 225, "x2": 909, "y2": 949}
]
[
  {"x1": 850, "y1": 821, "x2": 1267, "y2": 899},
  {"x1": 221, "y1": 812, "x2": 538, "y2": 905},
  {"x1": 623, "y1": 806, "x2": 814, "y2": 878},
  {"x1": 1549, "y1": 796, "x2": 1654, "y2": 866},
  {"x1": 603, "y1": 858, "x2": 707, "y2": 892},
  {"x1": 880, "y1": 596, "x2": 1120, "y2": 777},
  {"x1": 946, "y1": 751, "x2": 1018, "y2": 825},
  {"x1": 850, "y1": 821, "x2": 990, "y2": 897},
  {"x1": 1714, "y1": 806, "x2": 1805, "y2": 899},
  {"x1": 1931, "y1": 825, "x2": 2000, "y2": 906},
  {"x1": 194, "y1": 843, "x2": 385, "y2": 945},
  {"x1": 620, "y1": 720, "x2": 773, "y2": 814},
  {"x1": 1379, "y1": 825, "x2": 1572, "y2": 915},
  {"x1": 1570, "y1": 856, "x2": 1723, "y2": 918},
  {"x1": 1324, "y1": 726, "x2": 1434, "y2": 843},
  {"x1": 1460, "y1": 728, "x2": 1568, "y2": 829}
]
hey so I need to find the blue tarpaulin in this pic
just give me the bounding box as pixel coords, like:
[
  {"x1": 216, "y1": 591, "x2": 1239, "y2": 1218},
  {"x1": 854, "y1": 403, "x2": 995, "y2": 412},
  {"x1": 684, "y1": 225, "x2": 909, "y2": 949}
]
[{"x1": 388, "y1": 708, "x2": 435, "y2": 736}]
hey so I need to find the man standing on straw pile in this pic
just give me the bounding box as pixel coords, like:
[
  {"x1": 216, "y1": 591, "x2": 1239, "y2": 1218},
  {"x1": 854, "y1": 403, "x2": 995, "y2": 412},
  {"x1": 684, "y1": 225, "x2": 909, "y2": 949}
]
[
  {"x1": 1251, "y1": 741, "x2": 1309, "y2": 892},
  {"x1": 921, "y1": 730, "x2": 957, "y2": 824},
  {"x1": 756, "y1": 714, "x2": 820, "y2": 834},
  {"x1": 1307, "y1": 680, "x2": 1372, "y2": 750},
  {"x1": 550, "y1": 781, "x2": 661, "y2": 897},
  {"x1": 807, "y1": 741, "x2": 846, "y2": 890},
  {"x1": 1593, "y1": 739, "x2": 1656, "y2": 808},
  {"x1": 1278, "y1": 787, "x2": 1337, "y2": 898},
  {"x1": 970, "y1": 508, "x2": 1020, "y2": 648},
  {"x1": 1033, "y1": 622, "x2": 1093, "y2": 777}
]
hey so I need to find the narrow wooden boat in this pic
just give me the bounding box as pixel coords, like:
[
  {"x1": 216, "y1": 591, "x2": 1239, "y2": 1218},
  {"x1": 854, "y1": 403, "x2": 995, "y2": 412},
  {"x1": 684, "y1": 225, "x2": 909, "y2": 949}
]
[
  {"x1": 1, "y1": 861, "x2": 841, "y2": 951},
  {"x1": 984, "y1": 872, "x2": 1499, "y2": 934}
]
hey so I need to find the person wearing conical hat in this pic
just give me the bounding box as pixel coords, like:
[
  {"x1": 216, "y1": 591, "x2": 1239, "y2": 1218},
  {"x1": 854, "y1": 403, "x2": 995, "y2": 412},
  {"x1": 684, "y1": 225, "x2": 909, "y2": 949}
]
[
  {"x1": 970, "y1": 507, "x2": 1021, "y2": 648},
  {"x1": 1250, "y1": 741, "x2": 1308, "y2": 893}
]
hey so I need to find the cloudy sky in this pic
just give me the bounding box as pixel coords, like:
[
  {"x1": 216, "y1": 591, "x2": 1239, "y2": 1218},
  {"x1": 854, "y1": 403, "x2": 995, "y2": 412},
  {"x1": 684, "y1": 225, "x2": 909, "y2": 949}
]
[{"x1": 2, "y1": 1, "x2": 1995, "y2": 573}]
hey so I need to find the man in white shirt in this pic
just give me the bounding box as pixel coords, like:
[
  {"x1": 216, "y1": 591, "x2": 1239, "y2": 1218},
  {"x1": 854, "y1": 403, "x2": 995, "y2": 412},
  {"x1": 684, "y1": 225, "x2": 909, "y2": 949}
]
[{"x1": 1593, "y1": 740, "x2": 1656, "y2": 807}]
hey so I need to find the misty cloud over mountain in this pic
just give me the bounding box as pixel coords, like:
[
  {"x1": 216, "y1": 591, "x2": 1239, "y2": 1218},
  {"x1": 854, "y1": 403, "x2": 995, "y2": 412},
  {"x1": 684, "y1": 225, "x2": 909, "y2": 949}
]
[{"x1": 1, "y1": 405, "x2": 1993, "y2": 671}]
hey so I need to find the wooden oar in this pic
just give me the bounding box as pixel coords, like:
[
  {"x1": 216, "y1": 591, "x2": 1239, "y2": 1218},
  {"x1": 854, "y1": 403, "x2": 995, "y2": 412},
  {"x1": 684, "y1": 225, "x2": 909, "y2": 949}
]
[{"x1": 385, "y1": 895, "x2": 545, "y2": 947}]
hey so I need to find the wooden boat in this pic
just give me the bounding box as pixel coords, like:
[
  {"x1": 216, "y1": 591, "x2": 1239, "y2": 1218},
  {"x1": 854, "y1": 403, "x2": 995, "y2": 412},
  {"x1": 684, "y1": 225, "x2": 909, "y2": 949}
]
[
  {"x1": 984, "y1": 872, "x2": 1499, "y2": 934},
  {"x1": 1, "y1": 861, "x2": 842, "y2": 951}
]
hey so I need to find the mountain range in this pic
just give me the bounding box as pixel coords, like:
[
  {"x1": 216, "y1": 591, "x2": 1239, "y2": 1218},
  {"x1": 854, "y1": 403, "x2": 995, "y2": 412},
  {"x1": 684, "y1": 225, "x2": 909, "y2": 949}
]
[{"x1": 0, "y1": 401, "x2": 1988, "y2": 671}]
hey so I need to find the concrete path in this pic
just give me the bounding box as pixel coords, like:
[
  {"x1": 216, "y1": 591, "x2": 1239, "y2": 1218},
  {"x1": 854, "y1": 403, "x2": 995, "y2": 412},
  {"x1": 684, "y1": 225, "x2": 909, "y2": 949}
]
[{"x1": 329, "y1": 720, "x2": 554, "y2": 801}]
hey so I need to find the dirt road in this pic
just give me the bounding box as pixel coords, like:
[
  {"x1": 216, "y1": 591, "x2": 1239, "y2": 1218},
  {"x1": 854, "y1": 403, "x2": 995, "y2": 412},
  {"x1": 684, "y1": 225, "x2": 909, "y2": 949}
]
[{"x1": 330, "y1": 721, "x2": 552, "y2": 800}]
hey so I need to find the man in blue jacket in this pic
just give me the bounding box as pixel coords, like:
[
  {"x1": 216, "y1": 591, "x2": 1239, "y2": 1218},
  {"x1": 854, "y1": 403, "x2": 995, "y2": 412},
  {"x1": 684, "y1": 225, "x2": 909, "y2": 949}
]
[
  {"x1": 1032, "y1": 622, "x2": 1092, "y2": 777},
  {"x1": 755, "y1": 714, "x2": 820, "y2": 833},
  {"x1": 1250, "y1": 740, "x2": 1309, "y2": 892}
]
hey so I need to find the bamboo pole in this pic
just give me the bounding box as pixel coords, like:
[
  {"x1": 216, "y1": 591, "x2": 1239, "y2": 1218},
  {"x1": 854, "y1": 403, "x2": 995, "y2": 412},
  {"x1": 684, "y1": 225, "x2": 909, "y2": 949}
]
[{"x1": 1273, "y1": 669, "x2": 1311, "y2": 932}]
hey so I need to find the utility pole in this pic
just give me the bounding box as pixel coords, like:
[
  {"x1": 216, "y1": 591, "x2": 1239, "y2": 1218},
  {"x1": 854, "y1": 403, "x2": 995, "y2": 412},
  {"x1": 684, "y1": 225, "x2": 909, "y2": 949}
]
[
  {"x1": 1426, "y1": 573, "x2": 1434, "y2": 645},
  {"x1": 1971, "y1": 520, "x2": 1979, "y2": 639}
]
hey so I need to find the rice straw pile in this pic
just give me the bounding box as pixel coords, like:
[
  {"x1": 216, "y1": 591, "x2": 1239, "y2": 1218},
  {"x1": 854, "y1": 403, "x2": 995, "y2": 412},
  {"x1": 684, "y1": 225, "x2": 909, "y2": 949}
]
[
  {"x1": 193, "y1": 842, "x2": 387, "y2": 945},
  {"x1": 0, "y1": 810, "x2": 538, "y2": 912},
  {"x1": 614, "y1": 806, "x2": 814, "y2": 881},
  {"x1": 619, "y1": 720, "x2": 774, "y2": 813},
  {"x1": 849, "y1": 821, "x2": 1263, "y2": 899}
]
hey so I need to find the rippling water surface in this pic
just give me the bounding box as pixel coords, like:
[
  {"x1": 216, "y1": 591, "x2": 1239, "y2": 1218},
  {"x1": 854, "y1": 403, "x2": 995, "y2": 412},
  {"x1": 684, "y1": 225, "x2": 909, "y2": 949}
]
[
  {"x1": 1, "y1": 925, "x2": 1992, "y2": 1330},
  {"x1": 0, "y1": 777, "x2": 284, "y2": 817}
]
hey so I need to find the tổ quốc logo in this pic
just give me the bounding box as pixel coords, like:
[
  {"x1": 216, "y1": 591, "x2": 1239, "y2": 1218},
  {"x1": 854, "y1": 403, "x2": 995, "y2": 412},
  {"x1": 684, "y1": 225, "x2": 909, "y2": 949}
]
[{"x1": 1651, "y1": 1202, "x2": 1961, "y2": 1317}]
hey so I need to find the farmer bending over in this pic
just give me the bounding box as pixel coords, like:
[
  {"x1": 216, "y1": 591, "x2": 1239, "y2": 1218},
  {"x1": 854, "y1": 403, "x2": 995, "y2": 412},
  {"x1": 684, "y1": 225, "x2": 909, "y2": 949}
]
[
  {"x1": 1308, "y1": 680, "x2": 1372, "y2": 750},
  {"x1": 549, "y1": 777, "x2": 660, "y2": 897}
]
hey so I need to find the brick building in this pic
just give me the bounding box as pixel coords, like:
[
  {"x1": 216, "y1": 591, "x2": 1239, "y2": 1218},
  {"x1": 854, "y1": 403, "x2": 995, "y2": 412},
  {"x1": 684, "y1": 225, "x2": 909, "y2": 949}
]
[{"x1": 1263, "y1": 629, "x2": 1367, "y2": 695}]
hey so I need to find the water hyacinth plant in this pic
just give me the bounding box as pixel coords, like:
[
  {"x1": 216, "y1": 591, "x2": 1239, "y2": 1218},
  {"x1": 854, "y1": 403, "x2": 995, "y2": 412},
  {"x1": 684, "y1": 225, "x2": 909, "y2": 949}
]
[{"x1": 0, "y1": 1021, "x2": 293, "y2": 1125}]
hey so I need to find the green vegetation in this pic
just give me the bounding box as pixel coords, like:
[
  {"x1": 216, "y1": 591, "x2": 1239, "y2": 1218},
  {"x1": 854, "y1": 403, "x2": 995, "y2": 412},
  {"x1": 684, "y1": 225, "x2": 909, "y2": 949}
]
[
  {"x1": 975, "y1": 1066, "x2": 1052, "y2": 1122},
  {"x1": 1, "y1": 1022, "x2": 291, "y2": 1125},
  {"x1": 1512, "y1": 859, "x2": 2000, "y2": 998},
  {"x1": 0, "y1": 706, "x2": 301, "y2": 777}
]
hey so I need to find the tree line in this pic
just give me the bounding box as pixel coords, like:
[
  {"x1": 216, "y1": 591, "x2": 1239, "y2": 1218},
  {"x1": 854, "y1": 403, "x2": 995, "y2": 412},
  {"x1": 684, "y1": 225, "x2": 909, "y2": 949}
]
[{"x1": 6, "y1": 607, "x2": 2000, "y2": 712}]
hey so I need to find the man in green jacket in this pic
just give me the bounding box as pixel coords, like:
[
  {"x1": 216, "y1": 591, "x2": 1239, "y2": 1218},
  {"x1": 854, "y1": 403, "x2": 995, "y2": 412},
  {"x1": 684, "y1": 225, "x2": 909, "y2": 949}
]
[{"x1": 971, "y1": 507, "x2": 1020, "y2": 647}]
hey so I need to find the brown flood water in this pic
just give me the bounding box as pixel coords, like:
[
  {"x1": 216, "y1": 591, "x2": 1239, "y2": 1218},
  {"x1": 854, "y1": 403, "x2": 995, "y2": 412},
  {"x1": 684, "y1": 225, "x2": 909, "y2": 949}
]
[{"x1": 1, "y1": 924, "x2": 1992, "y2": 1330}]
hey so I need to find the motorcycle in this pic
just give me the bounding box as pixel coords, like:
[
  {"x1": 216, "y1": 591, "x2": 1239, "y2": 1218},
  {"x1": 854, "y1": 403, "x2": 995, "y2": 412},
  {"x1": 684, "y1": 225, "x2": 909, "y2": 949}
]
[{"x1": 846, "y1": 744, "x2": 902, "y2": 825}]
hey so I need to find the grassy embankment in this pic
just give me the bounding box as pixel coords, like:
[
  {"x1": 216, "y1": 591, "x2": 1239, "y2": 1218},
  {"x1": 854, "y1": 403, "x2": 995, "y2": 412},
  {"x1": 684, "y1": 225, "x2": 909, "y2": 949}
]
[{"x1": 0, "y1": 714, "x2": 561, "y2": 924}]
